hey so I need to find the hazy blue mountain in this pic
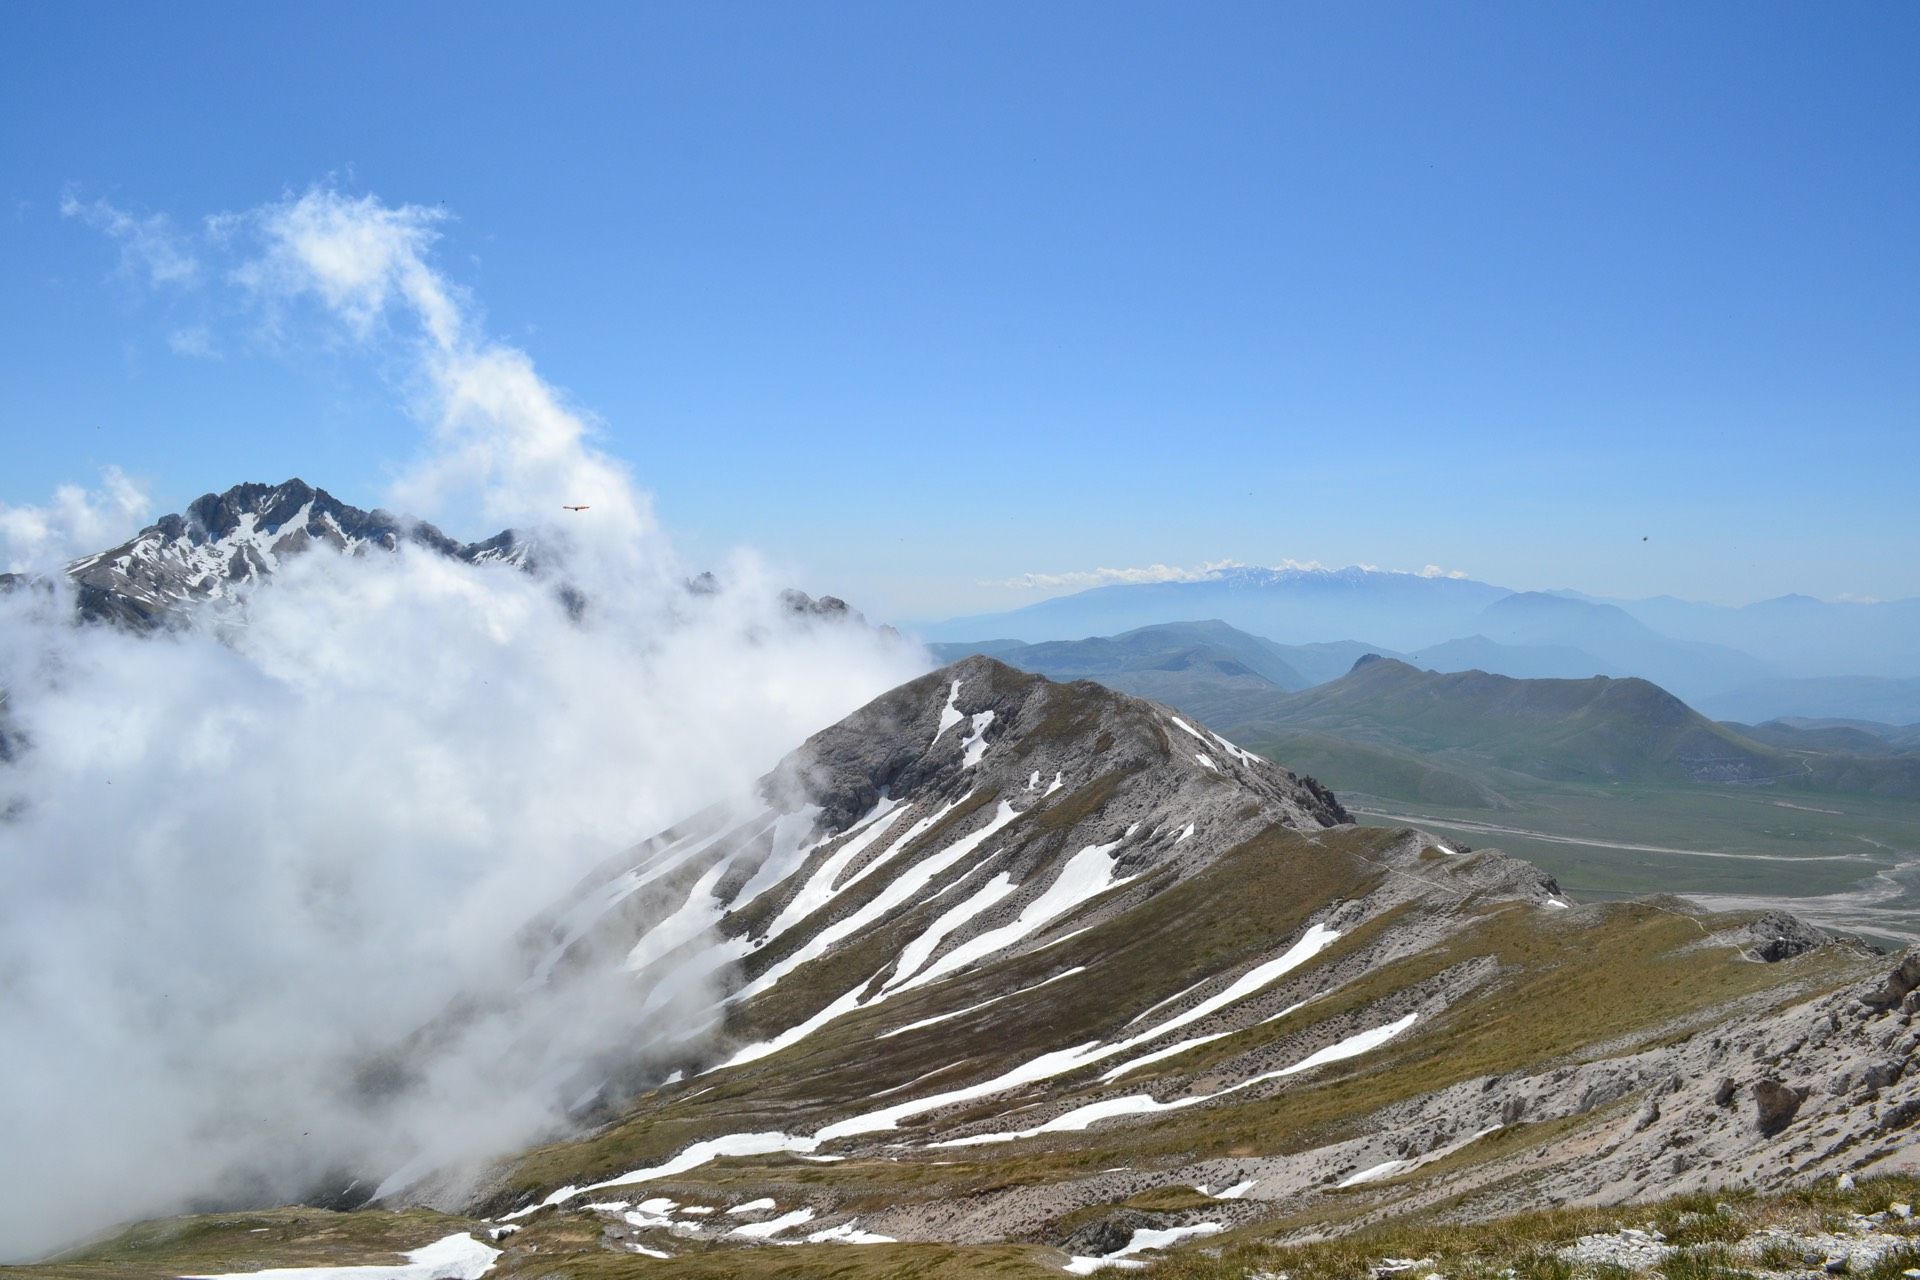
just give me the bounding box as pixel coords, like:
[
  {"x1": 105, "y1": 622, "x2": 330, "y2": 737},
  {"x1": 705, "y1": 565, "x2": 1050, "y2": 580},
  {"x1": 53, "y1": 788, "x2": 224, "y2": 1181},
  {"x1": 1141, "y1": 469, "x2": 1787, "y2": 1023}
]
[
  {"x1": 1258, "y1": 637, "x2": 1414, "y2": 685},
  {"x1": 921, "y1": 565, "x2": 1511, "y2": 648},
  {"x1": 1405, "y1": 634, "x2": 1622, "y2": 680},
  {"x1": 1770, "y1": 717, "x2": 1920, "y2": 751},
  {"x1": 1583, "y1": 592, "x2": 1920, "y2": 679},
  {"x1": 1471, "y1": 592, "x2": 1771, "y2": 702},
  {"x1": 1224, "y1": 657, "x2": 1920, "y2": 803},
  {"x1": 1726, "y1": 719, "x2": 1913, "y2": 758},
  {"x1": 924, "y1": 570, "x2": 1788, "y2": 700},
  {"x1": 1697, "y1": 676, "x2": 1920, "y2": 727},
  {"x1": 928, "y1": 621, "x2": 1309, "y2": 727}
]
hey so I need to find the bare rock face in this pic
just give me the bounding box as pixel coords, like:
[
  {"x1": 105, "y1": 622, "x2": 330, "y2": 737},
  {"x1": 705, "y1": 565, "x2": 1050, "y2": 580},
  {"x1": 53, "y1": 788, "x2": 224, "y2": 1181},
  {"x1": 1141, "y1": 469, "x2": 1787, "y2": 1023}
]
[
  {"x1": 1732, "y1": 912, "x2": 1831, "y2": 964},
  {"x1": 1061, "y1": 1211, "x2": 1157, "y2": 1256},
  {"x1": 1752, "y1": 1080, "x2": 1808, "y2": 1137},
  {"x1": 1861, "y1": 953, "x2": 1920, "y2": 1013}
]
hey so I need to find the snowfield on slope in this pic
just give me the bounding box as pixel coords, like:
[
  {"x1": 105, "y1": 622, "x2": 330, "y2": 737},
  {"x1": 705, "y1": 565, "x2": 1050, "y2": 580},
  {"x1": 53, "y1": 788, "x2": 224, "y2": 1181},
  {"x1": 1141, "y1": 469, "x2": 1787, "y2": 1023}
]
[{"x1": 182, "y1": 1233, "x2": 500, "y2": 1280}]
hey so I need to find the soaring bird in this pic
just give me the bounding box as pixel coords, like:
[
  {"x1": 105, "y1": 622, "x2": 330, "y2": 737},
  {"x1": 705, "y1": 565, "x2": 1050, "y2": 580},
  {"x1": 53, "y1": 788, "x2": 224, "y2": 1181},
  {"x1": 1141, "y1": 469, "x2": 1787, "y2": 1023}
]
[{"x1": 563, "y1": 504, "x2": 591, "y2": 512}]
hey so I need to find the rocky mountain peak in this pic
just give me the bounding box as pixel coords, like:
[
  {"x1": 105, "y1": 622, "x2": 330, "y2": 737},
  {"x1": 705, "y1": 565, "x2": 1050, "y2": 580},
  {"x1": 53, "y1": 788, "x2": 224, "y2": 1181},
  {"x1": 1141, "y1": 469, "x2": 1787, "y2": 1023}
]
[{"x1": 768, "y1": 655, "x2": 1349, "y2": 840}]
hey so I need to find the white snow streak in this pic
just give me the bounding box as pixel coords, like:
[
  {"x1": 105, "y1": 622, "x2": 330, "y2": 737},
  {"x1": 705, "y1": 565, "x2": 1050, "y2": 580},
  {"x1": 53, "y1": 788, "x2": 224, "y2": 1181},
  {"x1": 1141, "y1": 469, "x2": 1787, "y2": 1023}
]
[
  {"x1": 877, "y1": 967, "x2": 1087, "y2": 1039},
  {"x1": 726, "y1": 1198, "x2": 776, "y2": 1215},
  {"x1": 933, "y1": 680, "x2": 964, "y2": 742},
  {"x1": 960, "y1": 709, "x2": 995, "y2": 768},
  {"x1": 1064, "y1": 1222, "x2": 1224, "y2": 1273},
  {"x1": 804, "y1": 1220, "x2": 896, "y2": 1244},
  {"x1": 730, "y1": 1206, "x2": 816, "y2": 1238},
  {"x1": 885, "y1": 872, "x2": 1018, "y2": 992},
  {"x1": 894, "y1": 837, "x2": 1134, "y2": 992},
  {"x1": 183, "y1": 1232, "x2": 501, "y2": 1280},
  {"x1": 1337, "y1": 1159, "x2": 1409, "y2": 1187}
]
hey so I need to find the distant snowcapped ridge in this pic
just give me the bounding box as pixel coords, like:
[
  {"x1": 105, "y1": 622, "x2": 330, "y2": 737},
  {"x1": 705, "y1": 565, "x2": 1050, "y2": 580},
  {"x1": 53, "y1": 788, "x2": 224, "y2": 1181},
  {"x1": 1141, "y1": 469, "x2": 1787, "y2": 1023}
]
[{"x1": 60, "y1": 478, "x2": 534, "y2": 626}]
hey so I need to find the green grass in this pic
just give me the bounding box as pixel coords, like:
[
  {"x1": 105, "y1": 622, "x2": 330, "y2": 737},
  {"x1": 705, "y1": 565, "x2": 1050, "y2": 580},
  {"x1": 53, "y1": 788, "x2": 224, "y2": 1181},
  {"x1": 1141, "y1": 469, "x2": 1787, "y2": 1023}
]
[
  {"x1": 10, "y1": 1208, "x2": 481, "y2": 1279},
  {"x1": 1657, "y1": 1246, "x2": 1755, "y2": 1280}
]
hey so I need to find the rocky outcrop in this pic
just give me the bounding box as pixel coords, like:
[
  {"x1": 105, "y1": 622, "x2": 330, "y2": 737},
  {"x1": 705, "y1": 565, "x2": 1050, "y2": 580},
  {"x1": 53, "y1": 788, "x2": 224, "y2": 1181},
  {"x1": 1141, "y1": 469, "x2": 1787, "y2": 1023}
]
[{"x1": 1752, "y1": 1079, "x2": 1808, "y2": 1136}]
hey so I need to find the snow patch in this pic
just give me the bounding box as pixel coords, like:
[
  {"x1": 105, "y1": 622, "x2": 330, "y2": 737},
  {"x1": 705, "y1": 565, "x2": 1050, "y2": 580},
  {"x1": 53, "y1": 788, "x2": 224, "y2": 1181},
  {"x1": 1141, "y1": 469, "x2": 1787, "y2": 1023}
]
[
  {"x1": 960, "y1": 709, "x2": 996, "y2": 767},
  {"x1": 183, "y1": 1233, "x2": 501, "y2": 1280},
  {"x1": 1169, "y1": 718, "x2": 1210, "y2": 744},
  {"x1": 894, "y1": 837, "x2": 1135, "y2": 992},
  {"x1": 1065, "y1": 1222, "x2": 1224, "y2": 1274},
  {"x1": 726, "y1": 1198, "x2": 777, "y2": 1215},
  {"x1": 731, "y1": 1207, "x2": 816, "y2": 1238},
  {"x1": 805, "y1": 1220, "x2": 897, "y2": 1244},
  {"x1": 933, "y1": 680, "x2": 964, "y2": 742},
  {"x1": 878, "y1": 967, "x2": 1086, "y2": 1039},
  {"x1": 1338, "y1": 1159, "x2": 1409, "y2": 1187}
]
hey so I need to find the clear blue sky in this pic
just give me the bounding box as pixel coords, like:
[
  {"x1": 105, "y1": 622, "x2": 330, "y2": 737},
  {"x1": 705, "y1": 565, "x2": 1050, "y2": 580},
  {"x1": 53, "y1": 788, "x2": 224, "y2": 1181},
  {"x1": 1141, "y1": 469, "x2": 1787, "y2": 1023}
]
[{"x1": 4, "y1": 1, "x2": 1917, "y2": 618}]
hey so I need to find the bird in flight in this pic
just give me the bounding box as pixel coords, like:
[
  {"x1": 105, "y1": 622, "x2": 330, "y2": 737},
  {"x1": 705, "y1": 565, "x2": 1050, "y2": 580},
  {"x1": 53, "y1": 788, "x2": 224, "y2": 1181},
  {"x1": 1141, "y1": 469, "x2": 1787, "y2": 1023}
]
[{"x1": 563, "y1": 504, "x2": 591, "y2": 512}]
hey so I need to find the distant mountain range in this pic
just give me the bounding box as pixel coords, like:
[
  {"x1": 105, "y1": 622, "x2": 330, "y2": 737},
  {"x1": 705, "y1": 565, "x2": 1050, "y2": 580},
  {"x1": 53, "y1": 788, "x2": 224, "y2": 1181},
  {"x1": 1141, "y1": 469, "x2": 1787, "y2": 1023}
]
[
  {"x1": 7, "y1": 479, "x2": 535, "y2": 629},
  {"x1": 923, "y1": 566, "x2": 1510, "y2": 651},
  {"x1": 923, "y1": 565, "x2": 1920, "y2": 709},
  {"x1": 935, "y1": 621, "x2": 1920, "y2": 808},
  {"x1": 0, "y1": 479, "x2": 853, "y2": 631},
  {"x1": 1697, "y1": 676, "x2": 1920, "y2": 728},
  {"x1": 1572, "y1": 590, "x2": 1920, "y2": 682}
]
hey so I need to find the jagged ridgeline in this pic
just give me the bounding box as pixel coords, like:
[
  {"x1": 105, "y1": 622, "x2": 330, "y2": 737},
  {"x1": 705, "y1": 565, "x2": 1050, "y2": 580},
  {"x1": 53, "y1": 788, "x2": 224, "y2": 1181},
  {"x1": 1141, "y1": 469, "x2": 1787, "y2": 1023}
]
[
  {"x1": 0, "y1": 478, "x2": 858, "y2": 629},
  {"x1": 22, "y1": 658, "x2": 1920, "y2": 1279}
]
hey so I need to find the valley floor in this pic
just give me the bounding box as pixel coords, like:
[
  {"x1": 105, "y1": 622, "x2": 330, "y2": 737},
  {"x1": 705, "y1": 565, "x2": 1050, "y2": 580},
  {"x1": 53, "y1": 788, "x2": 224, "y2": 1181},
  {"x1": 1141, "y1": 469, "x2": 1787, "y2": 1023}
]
[{"x1": 1344, "y1": 784, "x2": 1920, "y2": 946}]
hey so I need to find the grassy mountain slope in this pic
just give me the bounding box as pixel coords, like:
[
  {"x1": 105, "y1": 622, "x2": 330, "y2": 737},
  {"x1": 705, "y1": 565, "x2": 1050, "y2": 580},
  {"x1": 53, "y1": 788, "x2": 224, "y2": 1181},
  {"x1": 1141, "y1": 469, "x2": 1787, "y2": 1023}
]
[
  {"x1": 1407, "y1": 633, "x2": 1621, "y2": 680},
  {"x1": 1474, "y1": 593, "x2": 1771, "y2": 702},
  {"x1": 1251, "y1": 657, "x2": 1793, "y2": 788},
  {"x1": 9, "y1": 658, "x2": 1917, "y2": 1279},
  {"x1": 1730, "y1": 719, "x2": 1915, "y2": 758}
]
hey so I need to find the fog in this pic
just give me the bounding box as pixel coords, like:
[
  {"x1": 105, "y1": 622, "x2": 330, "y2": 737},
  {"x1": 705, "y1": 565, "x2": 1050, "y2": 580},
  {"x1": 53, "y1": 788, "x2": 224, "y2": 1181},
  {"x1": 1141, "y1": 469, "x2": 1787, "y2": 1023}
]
[{"x1": 0, "y1": 188, "x2": 927, "y2": 1260}]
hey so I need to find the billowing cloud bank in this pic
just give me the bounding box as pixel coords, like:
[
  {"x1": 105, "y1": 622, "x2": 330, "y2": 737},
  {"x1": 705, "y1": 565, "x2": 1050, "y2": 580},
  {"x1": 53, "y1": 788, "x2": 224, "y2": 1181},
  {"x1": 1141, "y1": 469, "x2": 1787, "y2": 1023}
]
[{"x1": 0, "y1": 188, "x2": 926, "y2": 1261}]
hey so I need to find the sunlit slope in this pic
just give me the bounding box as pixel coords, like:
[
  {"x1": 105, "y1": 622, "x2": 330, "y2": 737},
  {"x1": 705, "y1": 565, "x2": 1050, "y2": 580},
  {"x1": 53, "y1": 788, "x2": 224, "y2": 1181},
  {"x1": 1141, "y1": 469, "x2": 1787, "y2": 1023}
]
[
  {"x1": 1233, "y1": 657, "x2": 1920, "y2": 800},
  {"x1": 398, "y1": 660, "x2": 1901, "y2": 1273},
  {"x1": 20, "y1": 658, "x2": 1916, "y2": 1279}
]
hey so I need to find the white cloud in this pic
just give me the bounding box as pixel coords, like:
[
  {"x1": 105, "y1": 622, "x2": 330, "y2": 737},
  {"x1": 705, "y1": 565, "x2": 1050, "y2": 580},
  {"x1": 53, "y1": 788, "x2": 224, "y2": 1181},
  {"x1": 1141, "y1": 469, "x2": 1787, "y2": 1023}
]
[
  {"x1": 984, "y1": 557, "x2": 1474, "y2": 592},
  {"x1": 233, "y1": 188, "x2": 461, "y2": 348},
  {"x1": 59, "y1": 192, "x2": 201, "y2": 287},
  {"x1": 0, "y1": 466, "x2": 151, "y2": 573},
  {"x1": 166, "y1": 325, "x2": 220, "y2": 359},
  {"x1": 0, "y1": 186, "x2": 928, "y2": 1260},
  {"x1": 981, "y1": 558, "x2": 1253, "y2": 590}
]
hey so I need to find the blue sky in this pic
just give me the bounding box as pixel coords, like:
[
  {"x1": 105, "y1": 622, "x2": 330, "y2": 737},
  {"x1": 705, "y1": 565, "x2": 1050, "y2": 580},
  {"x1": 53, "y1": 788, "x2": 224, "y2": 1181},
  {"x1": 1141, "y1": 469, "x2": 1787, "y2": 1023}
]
[{"x1": 3, "y1": 1, "x2": 1916, "y2": 619}]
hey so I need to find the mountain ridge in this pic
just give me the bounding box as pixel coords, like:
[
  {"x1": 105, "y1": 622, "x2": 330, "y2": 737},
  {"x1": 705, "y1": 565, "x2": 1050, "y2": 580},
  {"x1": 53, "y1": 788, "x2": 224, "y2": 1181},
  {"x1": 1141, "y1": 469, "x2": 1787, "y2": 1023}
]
[
  {"x1": 11, "y1": 655, "x2": 1920, "y2": 1278},
  {"x1": 50, "y1": 478, "x2": 531, "y2": 628}
]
